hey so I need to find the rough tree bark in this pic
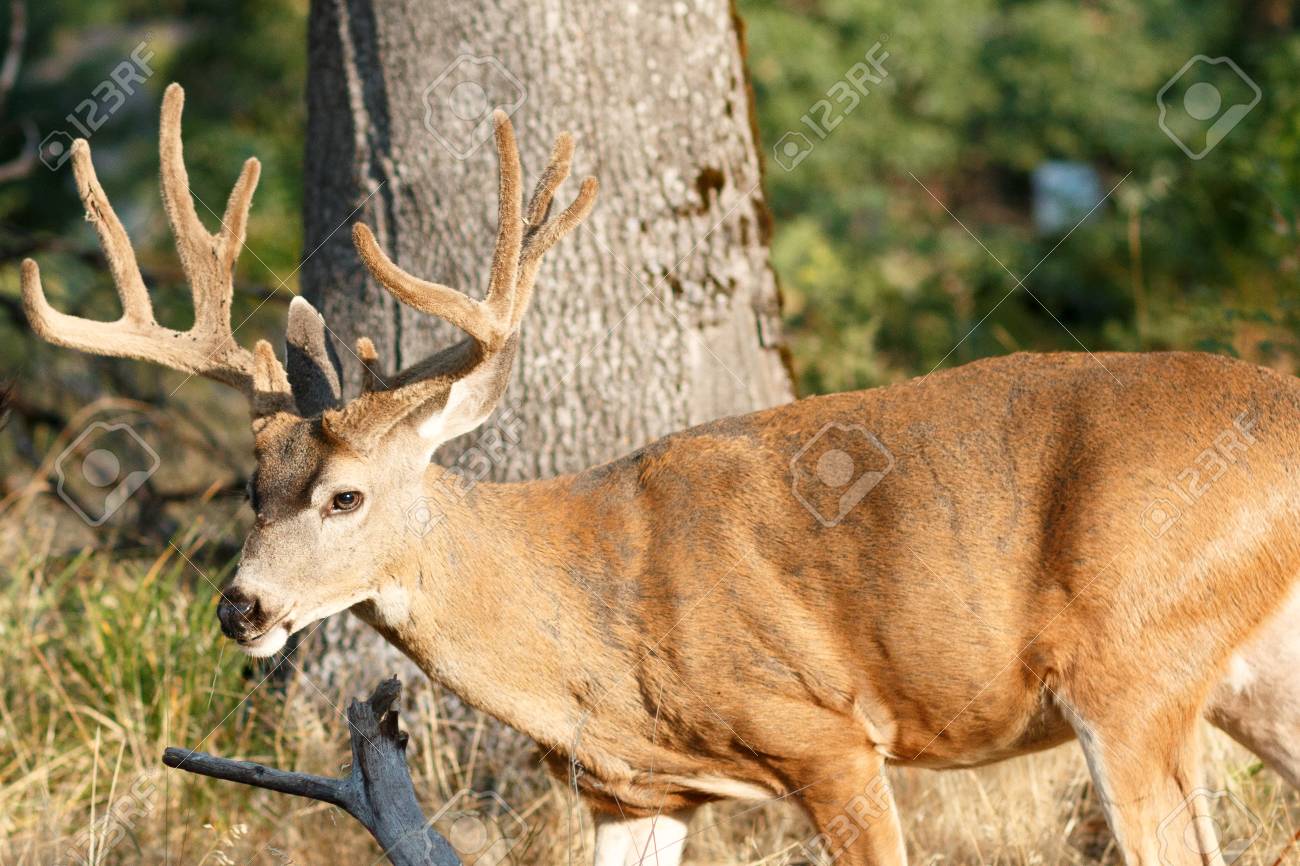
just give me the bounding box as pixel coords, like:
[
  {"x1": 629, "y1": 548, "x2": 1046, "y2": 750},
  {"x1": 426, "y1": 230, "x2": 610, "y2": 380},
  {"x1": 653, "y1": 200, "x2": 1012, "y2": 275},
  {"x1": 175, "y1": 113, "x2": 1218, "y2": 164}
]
[{"x1": 299, "y1": 0, "x2": 794, "y2": 670}]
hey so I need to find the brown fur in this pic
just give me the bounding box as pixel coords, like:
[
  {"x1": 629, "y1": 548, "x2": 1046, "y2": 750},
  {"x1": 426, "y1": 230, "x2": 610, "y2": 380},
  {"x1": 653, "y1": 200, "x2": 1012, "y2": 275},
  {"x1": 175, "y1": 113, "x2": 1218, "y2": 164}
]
[
  {"x1": 26, "y1": 84, "x2": 1300, "y2": 866},
  {"x1": 358, "y1": 352, "x2": 1293, "y2": 783},
  {"x1": 262, "y1": 350, "x2": 1299, "y2": 865}
]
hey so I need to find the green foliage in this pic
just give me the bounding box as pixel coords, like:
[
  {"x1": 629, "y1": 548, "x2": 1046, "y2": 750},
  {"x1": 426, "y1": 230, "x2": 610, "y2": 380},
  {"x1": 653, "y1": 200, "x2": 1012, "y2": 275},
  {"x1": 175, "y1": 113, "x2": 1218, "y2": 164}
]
[
  {"x1": 0, "y1": 0, "x2": 305, "y2": 385},
  {"x1": 0, "y1": 536, "x2": 292, "y2": 850},
  {"x1": 748, "y1": 0, "x2": 1300, "y2": 390},
  {"x1": 1, "y1": 0, "x2": 1296, "y2": 405}
]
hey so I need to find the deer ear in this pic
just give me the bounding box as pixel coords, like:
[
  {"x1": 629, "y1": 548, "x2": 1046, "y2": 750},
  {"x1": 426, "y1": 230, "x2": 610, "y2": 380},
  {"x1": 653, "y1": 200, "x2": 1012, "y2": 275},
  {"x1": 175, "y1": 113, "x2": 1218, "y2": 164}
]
[
  {"x1": 285, "y1": 297, "x2": 342, "y2": 416},
  {"x1": 409, "y1": 337, "x2": 518, "y2": 453},
  {"x1": 322, "y1": 337, "x2": 517, "y2": 457}
]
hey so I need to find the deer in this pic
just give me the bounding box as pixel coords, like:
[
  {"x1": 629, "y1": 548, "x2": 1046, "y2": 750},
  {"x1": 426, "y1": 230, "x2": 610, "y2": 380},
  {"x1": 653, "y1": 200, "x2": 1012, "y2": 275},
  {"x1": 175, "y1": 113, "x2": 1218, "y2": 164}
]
[{"x1": 22, "y1": 83, "x2": 1300, "y2": 866}]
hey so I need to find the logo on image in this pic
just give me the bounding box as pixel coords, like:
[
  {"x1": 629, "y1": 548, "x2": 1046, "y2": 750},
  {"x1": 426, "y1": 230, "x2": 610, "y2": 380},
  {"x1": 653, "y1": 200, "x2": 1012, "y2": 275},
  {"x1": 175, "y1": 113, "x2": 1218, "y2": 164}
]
[
  {"x1": 1157, "y1": 55, "x2": 1260, "y2": 160},
  {"x1": 1141, "y1": 498, "x2": 1182, "y2": 539},
  {"x1": 1156, "y1": 788, "x2": 1262, "y2": 866},
  {"x1": 791, "y1": 422, "x2": 894, "y2": 527},
  {"x1": 406, "y1": 496, "x2": 446, "y2": 538},
  {"x1": 773, "y1": 131, "x2": 815, "y2": 171},
  {"x1": 54, "y1": 421, "x2": 160, "y2": 526},
  {"x1": 427, "y1": 789, "x2": 529, "y2": 866},
  {"x1": 423, "y1": 55, "x2": 527, "y2": 159}
]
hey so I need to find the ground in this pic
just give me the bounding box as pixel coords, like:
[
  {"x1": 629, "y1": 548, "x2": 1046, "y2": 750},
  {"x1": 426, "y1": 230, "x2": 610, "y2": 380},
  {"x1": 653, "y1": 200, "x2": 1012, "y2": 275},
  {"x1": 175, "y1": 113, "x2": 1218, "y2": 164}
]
[{"x1": 0, "y1": 497, "x2": 1296, "y2": 865}]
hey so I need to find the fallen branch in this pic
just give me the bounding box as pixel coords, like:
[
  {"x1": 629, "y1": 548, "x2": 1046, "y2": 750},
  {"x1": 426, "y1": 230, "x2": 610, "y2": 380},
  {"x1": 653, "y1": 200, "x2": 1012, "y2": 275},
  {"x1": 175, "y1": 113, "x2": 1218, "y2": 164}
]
[{"x1": 164, "y1": 678, "x2": 461, "y2": 866}]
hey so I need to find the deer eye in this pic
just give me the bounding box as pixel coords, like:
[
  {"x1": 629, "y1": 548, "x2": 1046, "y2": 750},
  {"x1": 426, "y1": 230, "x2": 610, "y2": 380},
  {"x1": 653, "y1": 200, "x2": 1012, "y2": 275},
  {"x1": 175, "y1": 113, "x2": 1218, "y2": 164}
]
[{"x1": 329, "y1": 491, "x2": 363, "y2": 514}]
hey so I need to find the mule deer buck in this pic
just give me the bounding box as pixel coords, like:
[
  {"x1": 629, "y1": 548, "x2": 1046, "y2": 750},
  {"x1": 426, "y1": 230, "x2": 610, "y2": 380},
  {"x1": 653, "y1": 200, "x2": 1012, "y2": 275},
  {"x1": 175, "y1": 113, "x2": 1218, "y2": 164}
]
[{"x1": 23, "y1": 84, "x2": 1300, "y2": 866}]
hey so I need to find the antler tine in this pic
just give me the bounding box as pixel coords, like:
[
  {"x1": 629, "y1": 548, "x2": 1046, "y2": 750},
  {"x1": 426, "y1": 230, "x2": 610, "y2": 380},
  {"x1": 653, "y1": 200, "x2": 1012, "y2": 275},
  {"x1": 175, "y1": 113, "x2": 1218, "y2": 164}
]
[
  {"x1": 524, "y1": 132, "x2": 574, "y2": 229},
  {"x1": 159, "y1": 83, "x2": 260, "y2": 337},
  {"x1": 22, "y1": 83, "x2": 291, "y2": 408},
  {"x1": 21, "y1": 136, "x2": 162, "y2": 358},
  {"x1": 22, "y1": 257, "x2": 165, "y2": 365},
  {"x1": 352, "y1": 223, "x2": 508, "y2": 350},
  {"x1": 523, "y1": 176, "x2": 599, "y2": 257},
  {"x1": 484, "y1": 109, "x2": 523, "y2": 322},
  {"x1": 69, "y1": 139, "x2": 152, "y2": 323},
  {"x1": 511, "y1": 173, "x2": 598, "y2": 329},
  {"x1": 492, "y1": 130, "x2": 576, "y2": 327},
  {"x1": 355, "y1": 337, "x2": 384, "y2": 393},
  {"x1": 220, "y1": 159, "x2": 261, "y2": 274},
  {"x1": 252, "y1": 339, "x2": 294, "y2": 420}
]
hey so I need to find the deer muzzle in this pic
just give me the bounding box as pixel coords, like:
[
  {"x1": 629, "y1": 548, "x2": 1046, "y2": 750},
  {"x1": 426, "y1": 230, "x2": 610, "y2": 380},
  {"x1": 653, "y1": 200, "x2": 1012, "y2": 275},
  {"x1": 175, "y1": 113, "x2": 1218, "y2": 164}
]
[{"x1": 217, "y1": 587, "x2": 267, "y2": 641}]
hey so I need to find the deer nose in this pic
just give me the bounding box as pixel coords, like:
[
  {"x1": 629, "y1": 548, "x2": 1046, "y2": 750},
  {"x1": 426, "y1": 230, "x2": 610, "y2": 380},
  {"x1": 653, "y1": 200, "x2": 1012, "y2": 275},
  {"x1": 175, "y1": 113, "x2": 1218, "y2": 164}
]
[{"x1": 217, "y1": 588, "x2": 261, "y2": 639}]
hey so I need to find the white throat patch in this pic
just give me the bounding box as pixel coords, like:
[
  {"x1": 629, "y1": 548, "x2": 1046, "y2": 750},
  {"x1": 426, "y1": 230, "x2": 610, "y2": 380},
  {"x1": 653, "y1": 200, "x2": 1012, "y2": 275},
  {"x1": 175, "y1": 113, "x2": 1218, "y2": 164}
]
[{"x1": 371, "y1": 584, "x2": 412, "y2": 625}]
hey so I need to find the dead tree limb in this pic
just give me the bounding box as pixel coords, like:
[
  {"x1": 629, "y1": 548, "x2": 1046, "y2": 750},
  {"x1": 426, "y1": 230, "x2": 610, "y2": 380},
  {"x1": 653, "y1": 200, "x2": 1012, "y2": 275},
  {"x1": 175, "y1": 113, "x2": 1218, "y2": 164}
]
[
  {"x1": 163, "y1": 678, "x2": 461, "y2": 866},
  {"x1": 0, "y1": 0, "x2": 34, "y2": 184},
  {"x1": 0, "y1": 0, "x2": 25, "y2": 115}
]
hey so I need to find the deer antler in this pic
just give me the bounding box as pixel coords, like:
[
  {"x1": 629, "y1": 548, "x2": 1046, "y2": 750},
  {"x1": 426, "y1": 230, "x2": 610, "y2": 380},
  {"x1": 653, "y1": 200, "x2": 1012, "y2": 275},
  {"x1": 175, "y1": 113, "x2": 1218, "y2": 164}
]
[
  {"x1": 21, "y1": 83, "x2": 294, "y2": 418},
  {"x1": 330, "y1": 111, "x2": 597, "y2": 441},
  {"x1": 352, "y1": 112, "x2": 597, "y2": 358}
]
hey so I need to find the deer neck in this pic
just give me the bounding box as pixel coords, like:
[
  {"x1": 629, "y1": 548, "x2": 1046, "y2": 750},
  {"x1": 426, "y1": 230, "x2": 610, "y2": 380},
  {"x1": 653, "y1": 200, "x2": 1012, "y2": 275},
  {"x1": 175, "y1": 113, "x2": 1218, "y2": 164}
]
[{"x1": 356, "y1": 465, "x2": 637, "y2": 752}]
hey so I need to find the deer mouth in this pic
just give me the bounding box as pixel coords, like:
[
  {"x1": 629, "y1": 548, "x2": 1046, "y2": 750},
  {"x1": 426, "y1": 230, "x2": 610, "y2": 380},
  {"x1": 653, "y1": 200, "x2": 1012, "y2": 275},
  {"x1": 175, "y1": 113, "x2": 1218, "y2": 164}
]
[{"x1": 237, "y1": 619, "x2": 291, "y2": 657}]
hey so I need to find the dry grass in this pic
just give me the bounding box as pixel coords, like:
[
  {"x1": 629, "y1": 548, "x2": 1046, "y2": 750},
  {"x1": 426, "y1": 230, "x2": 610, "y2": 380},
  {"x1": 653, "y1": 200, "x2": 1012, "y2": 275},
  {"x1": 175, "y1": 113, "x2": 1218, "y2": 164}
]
[{"x1": 0, "y1": 519, "x2": 1297, "y2": 865}]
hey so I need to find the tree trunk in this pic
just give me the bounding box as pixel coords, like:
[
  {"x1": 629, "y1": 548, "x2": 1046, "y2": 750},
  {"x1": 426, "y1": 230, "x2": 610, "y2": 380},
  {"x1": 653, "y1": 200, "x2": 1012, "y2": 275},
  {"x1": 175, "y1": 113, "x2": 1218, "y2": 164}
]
[{"x1": 299, "y1": 0, "x2": 793, "y2": 673}]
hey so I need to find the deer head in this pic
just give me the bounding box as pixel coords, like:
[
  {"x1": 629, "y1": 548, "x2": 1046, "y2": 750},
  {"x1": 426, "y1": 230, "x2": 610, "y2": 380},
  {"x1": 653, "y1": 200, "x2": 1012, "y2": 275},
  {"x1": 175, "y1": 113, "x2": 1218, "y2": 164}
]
[{"x1": 23, "y1": 84, "x2": 596, "y2": 656}]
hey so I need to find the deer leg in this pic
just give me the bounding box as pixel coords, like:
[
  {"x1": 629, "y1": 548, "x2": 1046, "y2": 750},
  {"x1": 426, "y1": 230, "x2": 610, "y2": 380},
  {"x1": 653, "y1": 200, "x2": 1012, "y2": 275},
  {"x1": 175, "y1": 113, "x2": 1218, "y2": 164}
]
[
  {"x1": 1068, "y1": 710, "x2": 1226, "y2": 866},
  {"x1": 793, "y1": 750, "x2": 907, "y2": 866},
  {"x1": 1206, "y1": 586, "x2": 1300, "y2": 790},
  {"x1": 592, "y1": 808, "x2": 694, "y2": 866}
]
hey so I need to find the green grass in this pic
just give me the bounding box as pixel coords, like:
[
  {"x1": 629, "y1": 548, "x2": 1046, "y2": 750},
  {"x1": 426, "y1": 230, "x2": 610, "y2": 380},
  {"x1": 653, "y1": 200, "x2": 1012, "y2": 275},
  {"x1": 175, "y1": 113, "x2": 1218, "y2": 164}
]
[{"x1": 0, "y1": 528, "x2": 1296, "y2": 865}]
